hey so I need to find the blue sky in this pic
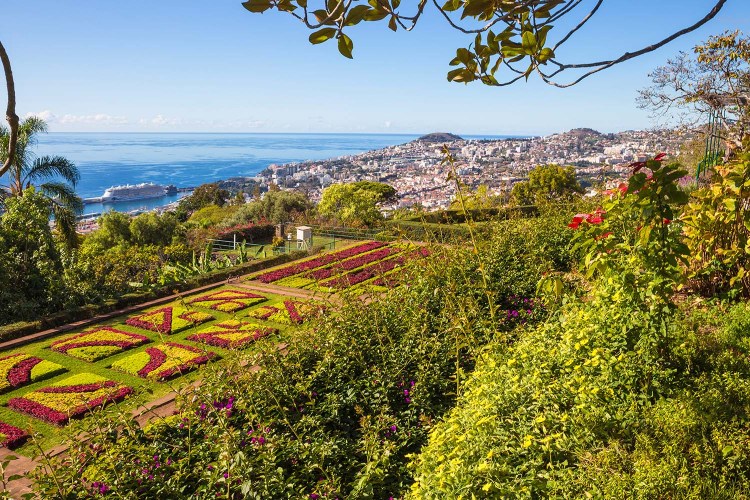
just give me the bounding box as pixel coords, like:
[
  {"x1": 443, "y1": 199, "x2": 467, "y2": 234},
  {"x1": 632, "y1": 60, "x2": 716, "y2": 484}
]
[{"x1": 2, "y1": 1, "x2": 748, "y2": 135}]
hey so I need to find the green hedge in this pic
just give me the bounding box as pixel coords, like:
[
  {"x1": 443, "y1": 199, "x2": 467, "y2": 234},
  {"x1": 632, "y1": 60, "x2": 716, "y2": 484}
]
[
  {"x1": 0, "y1": 251, "x2": 305, "y2": 344},
  {"x1": 401, "y1": 206, "x2": 539, "y2": 224}
]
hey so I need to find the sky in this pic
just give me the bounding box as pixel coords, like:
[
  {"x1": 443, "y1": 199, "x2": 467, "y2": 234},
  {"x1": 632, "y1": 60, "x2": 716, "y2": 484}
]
[{"x1": 1, "y1": 1, "x2": 748, "y2": 136}]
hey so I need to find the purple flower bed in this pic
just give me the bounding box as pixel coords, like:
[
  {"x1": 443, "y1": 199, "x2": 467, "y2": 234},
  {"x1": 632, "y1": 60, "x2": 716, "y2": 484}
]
[
  {"x1": 254, "y1": 241, "x2": 387, "y2": 283},
  {"x1": 0, "y1": 421, "x2": 29, "y2": 449}
]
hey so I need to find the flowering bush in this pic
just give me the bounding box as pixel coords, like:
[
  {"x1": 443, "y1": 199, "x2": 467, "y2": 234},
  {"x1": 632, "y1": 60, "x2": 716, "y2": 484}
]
[
  {"x1": 187, "y1": 320, "x2": 278, "y2": 349},
  {"x1": 189, "y1": 289, "x2": 267, "y2": 313},
  {"x1": 111, "y1": 343, "x2": 217, "y2": 380},
  {"x1": 126, "y1": 307, "x2": 214, "y2": 334},
  {"x1": 7, "y1": 373, "x2": 133, "y2": 425},
  {"x1": 0, "y1": 353, "x2": 66, "y2": 393},
  {"x1": 253, "y1": 241, "x2": 387, "y2": 283},
  {"x1": 50, "y1": 328, "x2": 150, "y2": 362},
  {"x1": 0, "y1": 421, "x2": 29, "y2": 449}
]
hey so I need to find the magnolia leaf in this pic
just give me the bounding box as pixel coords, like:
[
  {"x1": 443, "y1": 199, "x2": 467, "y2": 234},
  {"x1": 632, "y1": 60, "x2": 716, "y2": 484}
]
[
  {"x1": 338, "y1": 33, "x2": 354, "y2": 58},
  {"x1": 309, "y1": 27, "x2": 337, "y2": 44},
  {"x1": 242, "y1": 0, "x2": 273, "y2": 13}
]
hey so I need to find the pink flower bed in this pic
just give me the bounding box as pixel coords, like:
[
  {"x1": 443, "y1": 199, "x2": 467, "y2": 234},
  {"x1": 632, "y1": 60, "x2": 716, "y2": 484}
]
[
  {"x1": 0, "y1": 421, "x2": 29, "y2": 449},
  {"x1": 306, "y1": 246, "x2": 400, "y2": 280},
  {"x1": 254, "y1": 241, "x2": 387, "y2": 283}
]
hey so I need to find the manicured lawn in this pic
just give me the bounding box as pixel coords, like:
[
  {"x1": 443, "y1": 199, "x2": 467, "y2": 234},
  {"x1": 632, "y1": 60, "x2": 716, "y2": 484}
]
[{"x1": 0, "y1": 285, "x2": 309, "y2": 454}]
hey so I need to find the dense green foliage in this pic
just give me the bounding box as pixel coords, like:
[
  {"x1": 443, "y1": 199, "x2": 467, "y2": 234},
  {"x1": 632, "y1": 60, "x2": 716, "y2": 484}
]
[
  {"x1": 511, "y1": 163, "x2": 583, "y2": 206},
  {"x1": 221, "y1": 189, "x2": 313, "y2": 225},
  {"x1": 319, "y1": 181, "x2": 395, "y2": 227}
]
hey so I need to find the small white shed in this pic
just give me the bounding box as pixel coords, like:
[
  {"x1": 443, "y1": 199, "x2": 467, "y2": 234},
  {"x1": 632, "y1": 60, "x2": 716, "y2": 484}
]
[{"x1": 296, "y1": 226, "x2": 312, "y2": 249}]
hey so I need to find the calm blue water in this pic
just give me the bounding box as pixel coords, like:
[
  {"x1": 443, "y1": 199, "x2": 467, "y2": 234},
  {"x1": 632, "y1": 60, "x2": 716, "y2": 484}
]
[{"x1": 35, "y1": 133, "x2": 515, "y2": 215}]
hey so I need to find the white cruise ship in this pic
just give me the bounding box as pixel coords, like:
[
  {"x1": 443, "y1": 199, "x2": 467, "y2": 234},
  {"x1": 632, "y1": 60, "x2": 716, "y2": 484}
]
[{"x1": 100, "y1": 183, "x2": 168, "y2": 202}]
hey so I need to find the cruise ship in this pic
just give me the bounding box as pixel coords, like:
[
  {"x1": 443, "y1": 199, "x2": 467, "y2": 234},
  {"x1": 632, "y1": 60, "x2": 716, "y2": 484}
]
[{"x1": 99, "y1": 183, "x2": 176, "y2": 203}]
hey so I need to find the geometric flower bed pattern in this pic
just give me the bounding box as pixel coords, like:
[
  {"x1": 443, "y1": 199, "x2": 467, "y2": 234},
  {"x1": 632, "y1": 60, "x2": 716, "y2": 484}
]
[
  {"x1": 0, "y1": 420, "x2": 30, "y2": 449},
  {"x1": 6, "y1": 373, "x2": 133, "y2": 426},
  {"x1": 186, "y1": 320, "x2": 278, "y2": 349},
  {"x1": 0, "y1": 353, "x2": 67, "y2": 394},
  {"x1": 321, "y1": 247, "x2": 431, "y2": 290},
  {"x1": 125, "y1": 306, "x2": 214, "y2": 334},
  {"x1": 188, "y1": 289, "x2": 267, "y2": 313},
  {"x1": 305, "y1": 246, "x2": 400, "y2": 281},
  {"x1": 253, "y1": 241, "x2": 387, "y2": 283},
  {"x1": 247, "y1": 300, "x2": 325, "y2": 325},
  {"x1": 111, "y1": 343, "x2": 217, "y2": 381},
  {"x1": 50, "y1": 327, "x2": 151, "y2": 362}
]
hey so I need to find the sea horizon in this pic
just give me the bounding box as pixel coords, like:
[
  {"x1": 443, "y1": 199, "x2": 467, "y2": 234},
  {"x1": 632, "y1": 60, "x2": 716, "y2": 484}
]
[{"x1": 36, "y1": 132, "x2": 528, "y2": 215}]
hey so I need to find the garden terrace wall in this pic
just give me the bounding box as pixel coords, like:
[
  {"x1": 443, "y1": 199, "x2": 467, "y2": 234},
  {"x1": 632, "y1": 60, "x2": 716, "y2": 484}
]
[{"x1": 0, "y1": 251, "x2": 305, "y2": 344}]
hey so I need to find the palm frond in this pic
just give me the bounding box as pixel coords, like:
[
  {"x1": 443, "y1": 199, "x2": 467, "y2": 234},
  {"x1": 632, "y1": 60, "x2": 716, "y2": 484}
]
[
  {"x1": 40, "y1": 181, "x2": 84, "y2": 214},
  {"x1": 51, "y1": 203, "x2": 79, "y2": 249},
  {"x1": 27, "y1": 156, "x2": 80, "y2": 187}
]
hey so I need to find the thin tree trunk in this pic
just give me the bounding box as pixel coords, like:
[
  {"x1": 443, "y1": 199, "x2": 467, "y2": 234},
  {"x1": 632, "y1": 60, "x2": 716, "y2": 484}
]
[{"x1": 0, "y1": 40, "x2": 19, "y2": 178}]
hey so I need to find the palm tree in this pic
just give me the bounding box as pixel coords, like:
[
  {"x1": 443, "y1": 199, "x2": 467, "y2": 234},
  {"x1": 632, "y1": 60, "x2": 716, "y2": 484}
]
[{"x1": 0, "y1": 116, "x2": 82, "y2": 247}]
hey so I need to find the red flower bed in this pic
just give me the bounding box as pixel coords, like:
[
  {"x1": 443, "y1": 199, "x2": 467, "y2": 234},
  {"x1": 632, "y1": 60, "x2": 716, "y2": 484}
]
[
  {"x1": 50, "y1": 327, "x2": 150, "y2": 359},
  {"x1": 187, "y1": 328, "x2": 275, "y2": 349},
  {"x1": 306, "y1": 246, "x2": 400, "y2": 280},
  {"x1": 138, "y1": 348, "x2": 168, "y2": 378},
  {"x1": 254, "y1": 241, "x2": 387, "y2": 283},
  {"x1": 322, "y1": 247, "x2": 431, "y2": 289},
  {"x1": 0, "y1": 421, "x2": 29, "y2": 449},
  {"x1": 285, "y1": 301, "x2": 304, "y2": 324},
  {"x1": 126, "y1": 308, "x2": 172, "y2": 333},
  {"x1": 6, "y1": 356, "x2": 41, "y2": 388},
  {"x1": 7, "y1": 385, "x2": 133, "y2": 426}
]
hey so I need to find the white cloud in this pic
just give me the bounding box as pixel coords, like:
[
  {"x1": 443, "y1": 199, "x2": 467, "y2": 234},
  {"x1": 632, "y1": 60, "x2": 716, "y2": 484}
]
[
  {"x1": 25, "y1": 110, "x2": 128, "y2": 125},
  {"x1": 384, "y1": 121, "x2": 392, "y2": 129}
]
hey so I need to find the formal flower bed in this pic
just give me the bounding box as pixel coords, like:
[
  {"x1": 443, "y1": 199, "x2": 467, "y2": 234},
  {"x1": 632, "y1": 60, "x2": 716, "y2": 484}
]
[
  {"x1": 0, "y1": 353, "x2": 67, "y2": 393},
  {"x1": 0, "y1": 421, "x2": 29, "y2": 449},
  {"x1": 189, "y1": 289, "x2": 267, "y2": 313},
  {"x1": 111, "y1": 343, "x2": 217, "y2": 381},
  {"x1": 126, "y1": 307, "x2": 214, "y2": 334},
  {"x1": 322, "y1": 247, "x2": 430, "y2": 290},
  {"x1": 7, "y1": 373, "x2": 133, "y2": 426},
  {"x1": 50, "y1": 327, "x2": 151, "y2": 362},
  {"x1": 247, "y1": 300, "x2": 325, "y2": 325},
  {"x1": 305, "y1": 246, "x2": 401, "y2": 280},
  {"x1": 186, "y1": 320, "x2": 278, "y2": 349},
  {"x1": 253, "y1": 241, "x2": 387, "y2": 283}
]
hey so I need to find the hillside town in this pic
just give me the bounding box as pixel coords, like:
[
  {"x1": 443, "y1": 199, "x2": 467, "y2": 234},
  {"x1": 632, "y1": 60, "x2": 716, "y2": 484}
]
[{"x1": 256, "y1": 128, "x2": 690, "y2": 210}]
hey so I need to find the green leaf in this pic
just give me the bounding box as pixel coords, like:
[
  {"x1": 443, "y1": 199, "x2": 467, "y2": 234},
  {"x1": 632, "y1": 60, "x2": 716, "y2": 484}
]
[
  {"x1": 521, "y1": 30, "x2": 537, "y2": 54},
  {"x1": 242, "y1": 0, "x2": 273, "y2": 13},
  {"x1": 388, "y1": 15, "x2": 397, "y2": 31},
  {"x1": 338, "y1": 33, "x2": 354, "y2": 58},
  {"x1": 309, "y1": 27, "x2": 337, "y2": 44},
  {"x1": 345, "y1": 5, "x2": 371, "y2": 25}
]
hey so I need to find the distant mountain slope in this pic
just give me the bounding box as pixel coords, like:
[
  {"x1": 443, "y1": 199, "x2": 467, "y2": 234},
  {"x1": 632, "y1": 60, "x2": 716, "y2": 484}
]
[{"x1": 414, "y1": 132, "x2": 464, "y2": 143}]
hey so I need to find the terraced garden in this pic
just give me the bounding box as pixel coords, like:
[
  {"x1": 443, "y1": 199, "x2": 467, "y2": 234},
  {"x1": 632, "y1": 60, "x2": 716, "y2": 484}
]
[
  {"x1": 0, "y1": 239, "x2": 426, "y2": 458},
  {"x1": 0, "y1": 284, "x2": 326, "y2": 452},
  {"x1": 248, "y1": 240, "x2": 430, "y2": 292}
]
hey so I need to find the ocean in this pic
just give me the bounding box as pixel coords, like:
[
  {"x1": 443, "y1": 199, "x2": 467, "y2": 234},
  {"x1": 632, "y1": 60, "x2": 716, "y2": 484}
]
[{"x1": 35, "y1": 132, "x2": 514, "y2": 216}]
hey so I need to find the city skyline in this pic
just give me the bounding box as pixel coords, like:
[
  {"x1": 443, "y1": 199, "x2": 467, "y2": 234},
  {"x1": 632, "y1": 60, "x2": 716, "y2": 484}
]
[{"x1": 2, "y1": 1, "x2": 748, "y2": 135}]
